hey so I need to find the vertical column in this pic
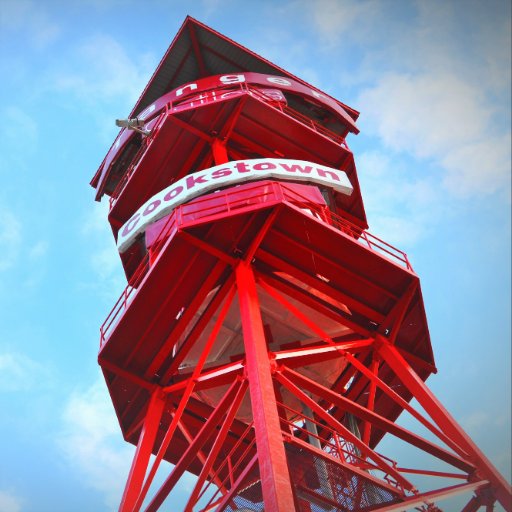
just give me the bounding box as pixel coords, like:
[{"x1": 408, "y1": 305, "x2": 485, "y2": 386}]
[
  {"x1": 236, "y1": 261, "x2": 297, "y2": 512},
  {"x1": 211, "y1": 138, "x2": 229, "y2": 164},
  {"x1": 119, "y1": 388, "x2": 166, "y2": 512}
]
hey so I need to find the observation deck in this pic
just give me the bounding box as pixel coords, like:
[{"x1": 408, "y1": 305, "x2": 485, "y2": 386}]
[
  {"x1": 98, "y1": 178, "x2": 434, "y2": 474},
  {"x1": 105, "y1": 83, "x2": 364, "y2": 229}
]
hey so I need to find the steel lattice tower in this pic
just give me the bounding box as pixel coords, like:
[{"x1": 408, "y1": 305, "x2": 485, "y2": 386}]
[{"x1": 90, "y1": 17, "x2": 511, "y2": 512}]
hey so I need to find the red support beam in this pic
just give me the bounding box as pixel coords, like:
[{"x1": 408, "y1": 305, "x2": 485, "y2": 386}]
[
  {"x1": 122, "y1": 238, "x2": 216, "y2": 369},
  {"x1": 188, "y1": 24, "x2": 208, "y2": 77},
  {"x1": 377, "y1": 279, "x2": 417, "y2": 336},
  {"x1": 211, "y1": 138, "x2": 229, "y2": 165},
  {"x1": 236, "y1": 261, "x2": 297, "y2": 512},
  {"x1": 287, "y1": 434, "x2": 404, "y2": 497},
  {"x1": 163, "y1": 360, "x2": 244, "y2": 395},
  {"x1": 144, "y1": 378, "x2": 244, "y2": 512},
  {"x1": 275, "y1": 369, "x2": 415, "y2": 492},
  {"x1": 256, "y1": 269, "x2": 366, "y2": 334},
  {"x1": 269, "y1": 226, "x2": 399, "y2": 300},
  {"x1": 257, "y1": 248, "x2": 384, "y2": 327},
  {"x1": 397, "y1": 345, "x2": 438, "y2": 374},
  {"x1": 166, "y1": 113, "x2": 213, "y2": 143},
  {"x1": 258, "y1": 276, "x2": 336, "y2": 344},
  {"x1": 279, "y1": 365, "x2": 475, "y2": 473},
  {"x1": 375, "y1": 481, "x2": 490, "y2": 512},
  {"x1": 99, "y1": 359, "x2": 155, "y2": 392},
  {"x1": 462, "y1": 495, "x2": 483, "y2": 512},
  {"x1": 184, "y1": 379, "x2": 248, "y2": 511},
  {"x1": 176, "y1": 419, "x2": 225, "y2": 492},
  {"x1": 145, "y1": 259, "x2": 228, "y2": 378},
  {"x1": 362, "y1": 355, "x2": 379, "y2": 445},
  {"x1": 132, "y1": 285, "x2": 237, "y2": 510},
  {"x1": 178, "y1": 230, "x2": 237, "y2": 266},
  {"x1": 160, "y1": 274, "x2": 235, "y2": 383},
  {"x1": 119, "y1": 388, "x2": 167, "y2": 512},
  {"x1": 342, "y1": 349, "x2": 468, "y2": 457},
  {"x1": 273, "y1": 338, "x2": 374, "y2": 367},
  {"x1": 378, "y1": 338, "x2": 512, "y2": 510},
  {"x1": 244, "y1": 206, "x2": 281, "y2": 262},
  {"x1": 213, "y1": 454, "x2": 259, "y2": 512}
]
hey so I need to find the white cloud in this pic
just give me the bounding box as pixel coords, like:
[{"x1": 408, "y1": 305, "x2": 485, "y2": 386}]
[
  {"x1": 0, "y1": 0, "x2": 60, "y2": 48},
  {"x1": 28, "y1": 240, "x2": 48, "y2": 261},
  {"x1": 441, "y1": 133, "x2": 511, "y2": 197},
  {"x1": 81, "y1": 199, "x2": 126, "y2": 288},
  {"x1": 53, "y1": 34, "x2": 155, "y2": 108},
  {"x1": 357, "y1": 72, "x2": 511, "y2": 198},
  {"x1": 0, "y1": 208, "x2": 22, "y2": 272},
  {"x1": 411, "y1": 1, "x2": 512, "y2": 94},
  {"x1": 79, "y1": 201, "x2": 125, "y2": 299},
  {"x1": 0, "y1": 351, "x2": 48, "y2": 392},
  {"x1": 302, "y1": 0, "x2": 511, "y2": 203},
  {"x1": 84, "y1": 212, "x2": 119, "y2": 278},
  {"x1": 0, "y1": 106, "x2": 39, "y2": 174},
  {"x1": 358, "y1": 73, "x2": 490, "y2": 157},
  {"x1": 81, "y1": 200, "x2": 110, "y2": 236},
  {"x1": 0, "y1": 106, "x2": 38, "y2": 153},
  {"x1": 59, "y1": 377, "x2": 134, "y2": 510},
  {"x1": 305, "y1": 0, "x2": 380, "y2": 46},
  {"x1": 22, "y1": 240, "x2": 49, "y2": 288},
  {"x1": 357, "y1": 150, "x2": 439, "y2": 247},
  {"x1": 0, "y1": 490, "x2": 22, "y2": 512}
]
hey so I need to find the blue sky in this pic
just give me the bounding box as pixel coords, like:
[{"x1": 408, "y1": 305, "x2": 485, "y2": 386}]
[{"x1": 0, "y1": 1, "x2": 510, "y2": 511}]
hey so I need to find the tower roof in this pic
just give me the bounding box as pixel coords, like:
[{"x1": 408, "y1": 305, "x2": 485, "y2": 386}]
[{"x1": 129, "y1": 16, "x2": 359, "y2": 132}]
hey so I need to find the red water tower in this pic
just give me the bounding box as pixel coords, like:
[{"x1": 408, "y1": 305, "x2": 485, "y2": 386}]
[{"x1": 90, "y1": 17, "x2": 511, "y2": 512}]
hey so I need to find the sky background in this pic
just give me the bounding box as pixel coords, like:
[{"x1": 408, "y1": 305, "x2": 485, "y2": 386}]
[{"x1": 0, "y1": 1, "x2": 510, "y2": 511}]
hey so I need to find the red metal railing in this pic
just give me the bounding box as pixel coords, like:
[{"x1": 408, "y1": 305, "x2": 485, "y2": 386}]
[
  {"x1": 276, "y1": 400, "x2": 406, "y2": 495},
  {"x1": 243, "y1": 83, "x2": 349, "y2": 148},
  {"x1": 100, "y1": 181, "x2": 412, "y2": 347},
  {"x1": 100, "y1": 181, "x2": 280, "y2": 346},
  {"x1": 279, "y1": 184, "x2": 412, "y2": 271},
  {"x1": 107, "y1": 84, "x2": 349, "y2": 210},
  {"x1": 198, "y1": 422, "x2": 256, "y2": 510}
]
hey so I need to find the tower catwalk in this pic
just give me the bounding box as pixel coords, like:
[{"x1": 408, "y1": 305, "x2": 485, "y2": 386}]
[{"x1": 90, "y1": 16, "x2": 511, "y2": 512}]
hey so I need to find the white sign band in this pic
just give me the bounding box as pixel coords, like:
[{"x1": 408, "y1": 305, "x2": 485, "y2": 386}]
[{"x1": 117, "y1": 158, "x2": 353, "y2": 253}]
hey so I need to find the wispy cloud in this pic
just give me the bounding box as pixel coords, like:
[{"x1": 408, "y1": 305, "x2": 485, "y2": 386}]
[
  {"x1": 357, "y1": 72, "x2": 511, "y2": 198},
  {"x1": 0, "y1": 106, "x2": 39, "y2": 177},
  {"x1": 53, "y1": 34, "x2": 155, "y2": 108},
  {"x1": 46, "y1": 33, "x2": 156, "y2": 143},
  {"x1": 28, "y1": 240, "x2": 48, "y2": 261},
  {"x1": 305, "y1": 0, "x2": 381, "y2": 47},
  {"x1": 79, "y1": 201, "x2": 125, "y2": 300},
  {"x1": 81, "y1": 202, "x2": 119, "y2": 280},
  {"x1": 0, "y1": 0, "x2": 60, "y2": 48},
  {"x1": 22, "y1": 240, "x2": 49, "y2": 288},
  {"x1": 0, "y1": 350, "x2": 49, "y2": 392},
  {"x1": 0, "y1": 490, "x2": 22, "y2": 512},
  {"x1": 0, "y1": 106, "x2": 39, "y2": 156},
  {"x1": 59, "y1": 376, "x2": 134, "y2": 510},
  {"x1": 461, "y1": 409, "x2": 512, "y2": 478},
  {"x1": 0, "y1": 207, "x2": 48, "y2": 287},
  {"x1": 0, "y1": 208, "x2": 22, "y2": 272},
  {"x1": 357, "y1": 150, "x2": 439, "y2": 247},
  {"x1": 300, "y1": 0, "x2": 511, "y2": 247}
]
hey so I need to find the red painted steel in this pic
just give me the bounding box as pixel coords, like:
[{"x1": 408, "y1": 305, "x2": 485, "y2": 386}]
[
  {"x1": 90, "y1": 16, "x2": 511, "y2": 512},
  {"x1": 119, "y1": 388, "x2": 166, "y2": 512},
  {"x1": 236, "y1": 261, "x2": 297, "y2": 511},
  {"x1": 378, "y1": 339, "x2": 512, "y2": 508}
]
